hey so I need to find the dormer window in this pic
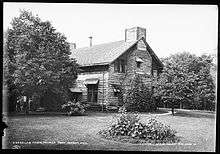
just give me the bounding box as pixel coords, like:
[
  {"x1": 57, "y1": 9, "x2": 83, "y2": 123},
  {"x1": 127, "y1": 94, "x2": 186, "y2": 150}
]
[{"x1": 114, "y1": 59, "x2": 126, "y2": 73}]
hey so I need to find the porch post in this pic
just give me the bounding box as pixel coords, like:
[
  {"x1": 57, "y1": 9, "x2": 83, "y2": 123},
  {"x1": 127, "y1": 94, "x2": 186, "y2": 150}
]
[{"x1": 102, "y1": 72, "x2": 105, "y2": 112}]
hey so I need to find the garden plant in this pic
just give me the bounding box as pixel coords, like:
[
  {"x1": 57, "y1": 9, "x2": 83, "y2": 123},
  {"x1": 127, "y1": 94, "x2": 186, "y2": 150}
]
[
  {"x1": 61, "y1": 101, "x2": 87, "y2": 116},
  {"x1": 99, "y1": 107, "x2": 180, "y2": 144}
]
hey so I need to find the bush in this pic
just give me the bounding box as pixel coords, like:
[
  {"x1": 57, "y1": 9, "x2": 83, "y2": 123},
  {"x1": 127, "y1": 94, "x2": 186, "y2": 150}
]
[
  {"x1": 99, "y1": 107, "x2": 179, "y2": 143},
  {"x1": 125, "y1": 76, "x2": 156, "y2": 112},
  {"x1": 61, "y1": 101, "x2": 88, "y2": 116},
  {"x1": 144, "y1": 117, "x2": 178, "y2": 143}
]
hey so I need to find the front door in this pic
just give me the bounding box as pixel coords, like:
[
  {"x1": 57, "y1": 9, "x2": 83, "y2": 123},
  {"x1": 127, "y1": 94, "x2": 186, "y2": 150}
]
[{"x1": 87, "y1": 84, "x2": 98, "y2": 103}]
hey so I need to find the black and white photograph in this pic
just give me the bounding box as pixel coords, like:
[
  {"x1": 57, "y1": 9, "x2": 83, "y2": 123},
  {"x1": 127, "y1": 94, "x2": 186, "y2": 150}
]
[{"x1": 2, "y1": 2, "x2": 218, "y2": 151}]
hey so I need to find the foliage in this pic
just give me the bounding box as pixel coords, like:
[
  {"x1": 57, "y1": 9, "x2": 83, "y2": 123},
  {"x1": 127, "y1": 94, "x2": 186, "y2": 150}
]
[
  {"x1": 3, "y1": 31, "x2": 21, "y2": 112},
  {"x1": 193, "y1": 64, "x2": 216, "y2": 110},
  {"x1": 4, "y1": 10, "x2": 79, "y2": 112},
  {"x1": 144, "y1": 117, "x2": 179, "y2": 143},
  {"x1": 125, "y1": 75, "x2": 156, "y2": 112},
  {"x1": 61, "y1": 101, "x2": 88, "y2": 116},
  {"x1": 99, "y1": 107, "x2": 179, "y2": 144},
  {"x1": 153, "y1": 52, "x2": 216, "y2": 111}
]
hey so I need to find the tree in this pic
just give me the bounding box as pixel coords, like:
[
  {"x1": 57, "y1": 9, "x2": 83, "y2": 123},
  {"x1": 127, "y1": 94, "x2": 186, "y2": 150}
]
[
  {"x1": 193, "y1": 55, "x2": 216, "y2": 110},
  {"x1": 153, "y1": 52, "x2": 216, "y2": 111},
  {"x1": 3, "y1": 30, "x2": 21, "y2": 112},
  {"x1": 4, "y1": 10, "x2": 78, "y2": 113}
]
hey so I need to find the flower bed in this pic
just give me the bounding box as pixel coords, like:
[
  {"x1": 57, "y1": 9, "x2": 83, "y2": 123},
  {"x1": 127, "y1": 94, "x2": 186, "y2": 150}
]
[{"x1": 98, "y1": 108, "x2": 180, "y2": 144}]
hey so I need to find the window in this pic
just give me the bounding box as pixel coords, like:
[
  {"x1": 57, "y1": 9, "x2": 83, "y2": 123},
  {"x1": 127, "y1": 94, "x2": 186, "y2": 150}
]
[
  {"x1": 153, "y1": 70, "x2": 157, "y2": 77},
  {"x1": 137, "y1": 62, "x2": 141, "y2": 68},
  {"x1": 112, "y1": 84, "x2": 121, "y2": 97},
  {"x1": 136, "y1": 57, "x2": 143, "y2": 69},
  {"x1": 114, "y1": 59, "x2": 126, "y2": 73}
]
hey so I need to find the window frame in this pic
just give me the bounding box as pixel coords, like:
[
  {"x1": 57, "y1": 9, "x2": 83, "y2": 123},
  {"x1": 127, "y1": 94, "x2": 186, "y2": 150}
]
[
  {"x1": 87, "y1": 84, "x2": 98, "y2": 103},
  {"x1": 114, "y1": 59, "x2": 126, "y2": 73},
  {"x1": 136, "y1": 61, "x2": 141, "y2": 68}
]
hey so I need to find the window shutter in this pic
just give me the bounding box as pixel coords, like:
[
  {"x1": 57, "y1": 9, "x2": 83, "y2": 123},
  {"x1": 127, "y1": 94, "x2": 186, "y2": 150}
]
[
  {"x1": 114, "y1": 61, "x2": 118, "y2": 72},
  {"x1": 118, "y1": 60, "x2": 121, "y2": 72}
]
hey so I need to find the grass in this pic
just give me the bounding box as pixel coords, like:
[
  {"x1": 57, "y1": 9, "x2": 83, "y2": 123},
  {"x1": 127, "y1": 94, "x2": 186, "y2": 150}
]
[
  {"x1": 98, "y1": 131, "x2": 181, "y2": 144},
  {"x1": 3, "y1": 109, "x2": 216, "y2": 151}
]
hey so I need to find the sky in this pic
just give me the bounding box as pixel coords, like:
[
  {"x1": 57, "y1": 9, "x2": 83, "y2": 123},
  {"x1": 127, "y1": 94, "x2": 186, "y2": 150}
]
[{"x1": 3, "y1": 3, "x2": 218, "y2": 58}]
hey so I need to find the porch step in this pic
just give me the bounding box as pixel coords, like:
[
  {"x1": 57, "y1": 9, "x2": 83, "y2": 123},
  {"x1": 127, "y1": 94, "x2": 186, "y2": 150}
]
[{"x1": 105, "y1": 106, "x2": 119, "y2": 112}]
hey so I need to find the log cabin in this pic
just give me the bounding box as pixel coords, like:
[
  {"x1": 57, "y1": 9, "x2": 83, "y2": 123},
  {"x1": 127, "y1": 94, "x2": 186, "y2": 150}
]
[{"x1": 70, "y1": 27, "x2": 163, "y2": 110}]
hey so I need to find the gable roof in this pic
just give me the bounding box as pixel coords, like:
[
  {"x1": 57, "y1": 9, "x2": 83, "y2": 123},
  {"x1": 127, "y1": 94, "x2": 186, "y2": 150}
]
[
  {"x1": 70, "y1": 40, "x2": 137, "y2": 66},
  {"x1": 70, "y1": 38, "x2": 163, "y2": 68},
  {"x1": 143, "y1": 40, "x2": 164, "y2": 68}
]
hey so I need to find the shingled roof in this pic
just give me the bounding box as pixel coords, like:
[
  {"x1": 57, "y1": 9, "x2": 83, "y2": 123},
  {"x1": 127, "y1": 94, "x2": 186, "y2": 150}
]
[{"x1": 70, "y1": 37, "x2": 163, "y2": 67}]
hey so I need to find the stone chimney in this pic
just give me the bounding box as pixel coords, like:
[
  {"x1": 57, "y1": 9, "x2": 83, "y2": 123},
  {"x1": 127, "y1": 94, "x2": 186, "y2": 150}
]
[{"x1": 125, "y1": 27, "x2": 146, "y2": 42}]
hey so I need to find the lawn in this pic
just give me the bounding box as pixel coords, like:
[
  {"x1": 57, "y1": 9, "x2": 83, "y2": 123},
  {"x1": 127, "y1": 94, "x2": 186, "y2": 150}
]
[{"x1": 3, "y1": 109, "x2": 216, "y2": 151}]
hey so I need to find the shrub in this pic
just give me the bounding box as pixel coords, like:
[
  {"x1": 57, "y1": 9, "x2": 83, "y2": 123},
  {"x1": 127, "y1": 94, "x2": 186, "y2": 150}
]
[
  {"x1": 61, "y1": 101, "x2": 87, "y2": 116},
  {"x1": 99, "y1": 107, "x2": 179, "y2": 143},
  {"x1": 125, "y1": 75, "x2": 156, "y2": 112},
  {"x1": 107, "y1": 107, "x2": 141, "y2": 136},
  {"x1": 143, "y1": 117, "x2": 178, "y2": 143}
]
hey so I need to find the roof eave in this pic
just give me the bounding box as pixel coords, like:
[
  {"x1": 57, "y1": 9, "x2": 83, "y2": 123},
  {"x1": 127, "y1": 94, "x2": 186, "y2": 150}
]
[
  {"x1": 78, "y1": 62, "x2": 110, "y2": 67},
  {"x1": 141, "y1": 37, "x2": 164, "y2": 68}
]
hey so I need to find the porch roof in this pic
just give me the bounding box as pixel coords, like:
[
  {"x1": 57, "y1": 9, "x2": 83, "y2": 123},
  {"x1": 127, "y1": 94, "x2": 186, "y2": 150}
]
[{"x1": 69, "y1": 87, "x2": 83, "y2": 93}]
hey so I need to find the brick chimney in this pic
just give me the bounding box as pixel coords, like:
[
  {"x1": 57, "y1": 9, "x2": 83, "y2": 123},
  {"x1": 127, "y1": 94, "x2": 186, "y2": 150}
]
[
  {"x1": 89, "y1": 36, "x2": 92, "y2": 47},
  {"x1": 125, "y1": 27, "x2": 146, "y2": 42}
]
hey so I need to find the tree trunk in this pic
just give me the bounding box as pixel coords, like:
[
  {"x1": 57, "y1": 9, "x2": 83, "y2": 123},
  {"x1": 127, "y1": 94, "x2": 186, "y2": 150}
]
[
  {"x1": 171, "y1": 101, "x2": 175, "y2": 116},
  {"x1": 171, "y1": 107, "x2": 175, "y2": 116}
]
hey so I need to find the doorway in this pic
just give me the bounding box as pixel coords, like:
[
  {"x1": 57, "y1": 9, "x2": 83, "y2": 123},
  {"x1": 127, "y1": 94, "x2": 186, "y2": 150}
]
[{"x1": 87, "y1": 84, "x2": 98, "y2": 103}]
